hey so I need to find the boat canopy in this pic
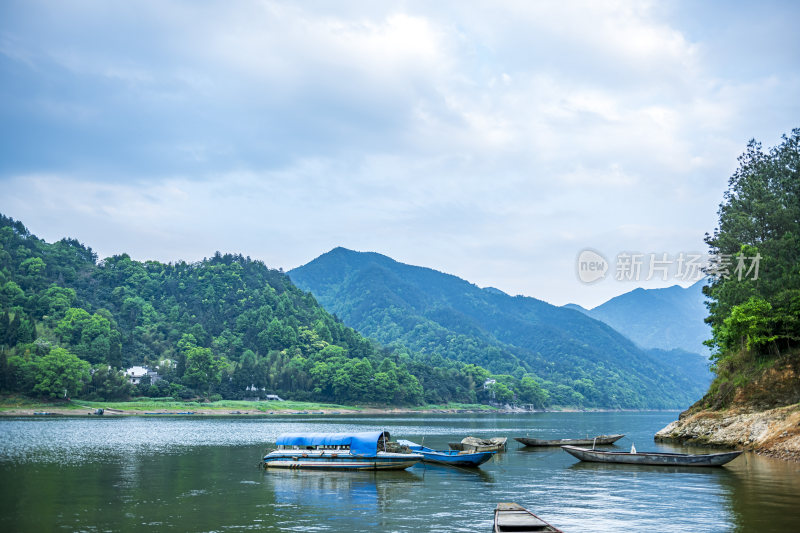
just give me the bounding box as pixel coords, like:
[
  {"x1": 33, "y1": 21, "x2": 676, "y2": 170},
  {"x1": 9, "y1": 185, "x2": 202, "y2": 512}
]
[{"x1": 276, "y1": 431, "x2": 390, "y2": 456}]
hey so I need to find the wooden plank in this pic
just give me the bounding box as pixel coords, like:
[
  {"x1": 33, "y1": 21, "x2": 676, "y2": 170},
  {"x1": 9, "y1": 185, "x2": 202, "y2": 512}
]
[{"x1": 496, "y1": 511, "x2": 548, "y2": 528}]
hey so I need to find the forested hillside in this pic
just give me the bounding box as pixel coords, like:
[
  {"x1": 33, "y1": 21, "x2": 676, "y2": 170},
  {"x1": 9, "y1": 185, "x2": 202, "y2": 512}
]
[
  {"x1": 566, "y1": 281, "x2": 712, "y2": 356},
  {"x1": 697, "y1": 129, "x2": 800, "y2": 409},
  {"x1": 0, "y1": 214, "x2": 521, "y2": 405},
  {"x1": 289, "y1": 248, "x2": 712, "y2": 409}
]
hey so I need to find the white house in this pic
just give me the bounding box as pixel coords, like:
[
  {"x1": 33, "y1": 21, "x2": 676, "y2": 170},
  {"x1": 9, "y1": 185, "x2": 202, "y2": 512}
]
[{"x1": 125, "y1": 366, "x2": 161, "y2": 385}]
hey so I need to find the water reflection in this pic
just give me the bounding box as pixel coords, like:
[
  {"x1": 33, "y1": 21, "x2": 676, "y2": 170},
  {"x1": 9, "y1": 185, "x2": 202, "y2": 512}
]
[
  {"x1": 267, "y1": 470, "x2": 420, "y2": 511},
  {"x1": 413, "y1": 461, "x2": 496, "y2": 483},
  {"x1": 1, "y1": 413, "x2": 799, "y2": 532},
  {"x1": 725, "y1": 453, "x2": 800, "y2": 532},
  {"x1": 567, "y1": 460, "x2": 738, "y2": 476}
]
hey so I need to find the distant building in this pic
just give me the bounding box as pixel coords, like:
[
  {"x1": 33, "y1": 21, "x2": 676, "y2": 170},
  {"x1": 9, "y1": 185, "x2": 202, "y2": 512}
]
[
  {"x1": 124, "y1": 366, "x2": 161, "y2": 385},
  {"x1": 125, "y1": 366, "x2": 148, "y2": 385},
  {"x1": 244, "y1": 385, "x2": 284, "y2": 401},
  {"x1": 483, "y1": 379, "x2": 497, "y2": 390}
]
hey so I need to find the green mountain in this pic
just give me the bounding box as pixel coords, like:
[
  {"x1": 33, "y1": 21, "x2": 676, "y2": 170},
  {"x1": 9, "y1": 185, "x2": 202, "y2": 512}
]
[
  {"x1": 566, "y1": 281, "x2": 711, "y2": 356},
  {"x1": 0, "y1": 214, "x2": 455, "y2": 405},
  {"x1": 289, "y1": 247, "x2": 712, "y2": 409}
]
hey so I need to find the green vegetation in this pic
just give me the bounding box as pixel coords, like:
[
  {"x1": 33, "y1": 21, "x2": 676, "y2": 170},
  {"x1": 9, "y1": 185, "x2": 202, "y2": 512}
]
[
  {"x1": 0, "y1": 214, "x2": 518, "y2": 406},
  {"x1": 573, "y1": 281, "x2": 711, "y2": 356},
  {"x1": 289, "y1": 248, "x2": 711, "y2": 409},
  {"x1": 0, "y1": 396, "x2": 360, "y2": 412},
  {"x1": 410, "y1": 403, "x2": 497, "y2": 411},
  {"x1": 700, "y1": 128, "x2": 800, "y2": 408}
]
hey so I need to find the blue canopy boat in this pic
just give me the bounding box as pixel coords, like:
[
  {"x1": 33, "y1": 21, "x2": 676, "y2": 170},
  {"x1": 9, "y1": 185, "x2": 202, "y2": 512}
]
[
  {"x1": 262, "y1": 431, "x2": 423, "y2": 470},
  {"x1": 397, "y1": 440, "x2": 495, "y2": 467}
]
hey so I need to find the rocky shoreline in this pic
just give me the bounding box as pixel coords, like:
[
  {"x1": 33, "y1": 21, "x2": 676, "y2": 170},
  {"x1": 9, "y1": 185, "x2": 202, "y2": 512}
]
[{"x1": 655, "y1": 403, "x2": 800, "y2": 462}]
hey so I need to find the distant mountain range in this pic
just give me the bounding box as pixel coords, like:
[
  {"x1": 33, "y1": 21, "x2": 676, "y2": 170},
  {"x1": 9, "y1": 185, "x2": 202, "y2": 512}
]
[
  {"x1": 290, "y1": 247, "x2": 712, "y2": 409},
  {"x1": 564, "y1": 281, "x2": 711, "y2": 355}
]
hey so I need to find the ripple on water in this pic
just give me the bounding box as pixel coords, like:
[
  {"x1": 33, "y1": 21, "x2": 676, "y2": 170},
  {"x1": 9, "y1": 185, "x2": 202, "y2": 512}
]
[
  {"x1": 0, "y1": 416, "x2": 551, "y2": 465},
  {"x1": 1, "y1": 413, "x2": 797, "y2": 533}
]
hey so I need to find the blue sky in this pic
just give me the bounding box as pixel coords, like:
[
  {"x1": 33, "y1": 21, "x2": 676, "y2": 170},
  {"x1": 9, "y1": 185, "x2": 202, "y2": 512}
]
[{"x1": 1, "y1": 0, "x2": 798, "y2": 307}]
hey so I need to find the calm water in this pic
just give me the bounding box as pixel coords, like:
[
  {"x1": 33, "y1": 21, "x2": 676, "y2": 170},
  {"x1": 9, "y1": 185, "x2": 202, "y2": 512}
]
[{"x1": 1, "y1": 411, "x2": 799, "y2": 532}]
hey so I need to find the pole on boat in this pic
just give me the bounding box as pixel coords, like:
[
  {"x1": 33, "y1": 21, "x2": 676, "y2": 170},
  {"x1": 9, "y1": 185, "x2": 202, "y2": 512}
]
[{"x1": 592, "y1": 437, "x2": 597, "y2": 450}]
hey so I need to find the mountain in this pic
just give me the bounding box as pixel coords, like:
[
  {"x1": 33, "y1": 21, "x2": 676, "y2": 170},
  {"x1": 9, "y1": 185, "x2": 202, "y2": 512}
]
[
  {"x1": 0, "y1": 215, "x2": 441, "y2": 405},
  {"x1": 289, "y1": 247, "x2": 712, "y2": 409},
  {"x1": 568, "y1": 281, "x2": 711, "y2": 355}
]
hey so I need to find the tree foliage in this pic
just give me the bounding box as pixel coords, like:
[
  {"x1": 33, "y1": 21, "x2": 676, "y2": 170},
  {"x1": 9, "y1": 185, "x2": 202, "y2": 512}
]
[
  {"x1": 0, "y1": 213, "x2": 512, "y2": 405},
  {"x1": 704, "y1": 129, "x2": 800, "y2": 360},
  {"x1": 289, "y1": 247, "x2": 712, "y2": 408}
]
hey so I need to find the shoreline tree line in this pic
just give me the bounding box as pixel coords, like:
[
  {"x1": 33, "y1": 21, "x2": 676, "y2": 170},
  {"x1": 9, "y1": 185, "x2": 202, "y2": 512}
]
[{"x1": 0, "y1": 214, "x2": 546, "y2": 407}]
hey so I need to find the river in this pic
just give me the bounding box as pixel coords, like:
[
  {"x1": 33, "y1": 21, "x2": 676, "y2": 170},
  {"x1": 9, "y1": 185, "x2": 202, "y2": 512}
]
[{"x1": 1, "y1": 411, "x2": 798, "y2": 532}]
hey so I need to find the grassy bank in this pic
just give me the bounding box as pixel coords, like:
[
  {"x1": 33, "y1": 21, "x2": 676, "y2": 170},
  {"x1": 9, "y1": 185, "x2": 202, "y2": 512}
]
[
  {"x1": 0, "y1": 396, "x2": 498, "y2": 415},
  {"x1": 411, "y1": 403, "x2": 497, "y2": 411}
]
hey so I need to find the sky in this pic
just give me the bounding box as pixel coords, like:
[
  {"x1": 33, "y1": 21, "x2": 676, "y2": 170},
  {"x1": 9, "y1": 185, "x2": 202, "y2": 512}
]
[{"x1": 1, "y1": 0, "x2": 798, "y2": 308}]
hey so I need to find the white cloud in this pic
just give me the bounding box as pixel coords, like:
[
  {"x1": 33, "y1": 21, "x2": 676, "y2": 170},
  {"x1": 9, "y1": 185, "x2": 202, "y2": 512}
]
[{"x1": 1, "y1": 0, "x2": 798, "y2": 307}]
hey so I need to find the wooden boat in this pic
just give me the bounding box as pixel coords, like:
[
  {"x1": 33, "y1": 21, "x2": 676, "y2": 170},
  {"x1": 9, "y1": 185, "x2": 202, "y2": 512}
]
[
  {"x1": 494, "y1": 502, "x2": 563, "y2": 532},
  {"x1": 515, "y1": 434, "x2": 624, "y2": 447},
  {"x1": 561, "y1": 445, "x2": 743, "y2": 466},
  {"x1": 262, "y1": 431, "x2": 423, "y2": 471},
  {"x1": 449, "y1": 436, "x2": 507, "y2": 452},
  {"x1": 397, "y1": 440, "x2": 495, "y2": 467}
]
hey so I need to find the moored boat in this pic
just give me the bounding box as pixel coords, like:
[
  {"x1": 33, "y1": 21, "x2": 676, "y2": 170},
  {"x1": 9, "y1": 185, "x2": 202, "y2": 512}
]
[
  {"x1": 262, "y1": 431, "x2": 422, "y2": 470},
  {"x1": 397, "y1": 440, "x2": 495, "y2": 467},
  {"x1": 494, "y1": 502, "x2": 563, "y2": 532},
  {"x1": 515, "y1": 434, "x2": 624, "y2": 447},
  {"x1": 449, "y1": 436, "x2": 508, "y2": 452},
  {"x1": 561, "y1": 445, "x2": 742, "y2": 466}
]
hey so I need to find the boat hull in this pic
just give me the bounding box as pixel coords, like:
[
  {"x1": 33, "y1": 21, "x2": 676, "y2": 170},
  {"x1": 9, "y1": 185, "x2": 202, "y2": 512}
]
[
  {"x1": 262, "y1": 451, "x2": 422, "y2": 471},
  {"x1": 561, "y1": 445, "x2": 743, "y2": 466},
  {"x1": 416, "y1": 449, "x2": 494, "y2": 467},
  {"x1": 494, "y1": 502, "x2": 562, "y2": 532},
  {"x1": 515, "y1": 434, "x2": 624, "y2": 447}
]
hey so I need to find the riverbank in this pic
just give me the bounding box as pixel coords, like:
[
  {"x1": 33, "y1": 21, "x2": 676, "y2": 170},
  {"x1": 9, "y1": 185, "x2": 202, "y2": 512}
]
[
  {"x1": 655, "y1": 403, "x2": 800, "y2": 461},
  {"x1": 655, "y1": 351, "x2": 800, "y2": 462},
  {"x1": 0, "y1": 397, "x2": 500, "y2": 416}
]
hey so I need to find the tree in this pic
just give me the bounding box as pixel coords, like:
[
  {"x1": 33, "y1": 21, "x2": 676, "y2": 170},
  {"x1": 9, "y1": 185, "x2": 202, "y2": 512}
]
[
  {"x1": 183, "y1": 346, "x2": 222, "y2": 395},
  {"x1": 704, "y1": 129, "x2": 800, "y2": 359},
  {"x1": 0, "y1": 311, "x2": 9, "y2": 345},
  {"x1": 492, "y1": 382, "x2": 514, "y2": 404},
  {"x1": 716, "y1": 297, "x2": 778, "y2": 353},
  {"x1": 27, "y1": 347, "x2": 90, "y2": 399},
  {"x1": 36, "y1": 285, "x2": 76, "y2": 320},
  {"x1": 85, "y1": 365, "x2": 132, "y2": 400},
  {"x1": 55, "y1": 308, "x2": 121, "y2": 365},
  {"x1": 517, "y1": 376, "x2": 548, "y2": 408},
  {"x1": 0, "y1": 281, "x2": 25, "y2": 308},
  {"x1": 372, "y1": 370, "x2": 400, "y2": 404}
]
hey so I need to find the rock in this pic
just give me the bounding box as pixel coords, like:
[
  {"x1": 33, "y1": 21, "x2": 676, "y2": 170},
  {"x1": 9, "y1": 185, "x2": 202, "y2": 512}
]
[{"x1": 654, "y1": 404, "x2": 800, "y2": 462}]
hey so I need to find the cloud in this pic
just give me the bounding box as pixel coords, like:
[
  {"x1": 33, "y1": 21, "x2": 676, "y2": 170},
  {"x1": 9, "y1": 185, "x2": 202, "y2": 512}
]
[{"x1": 1, "y1": 0, "x2": 798, "y2": 307}]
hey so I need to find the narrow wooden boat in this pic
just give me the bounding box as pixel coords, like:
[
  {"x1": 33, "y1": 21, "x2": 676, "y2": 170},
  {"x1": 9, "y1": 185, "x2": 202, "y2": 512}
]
[
  {"x1": 262, "y1": 431, "x2": 423, "y2": 471},
  {"x1": 515, "y1": 434, "x2": 624, "y2": 447},
  {"x1": 397, "y1": 440, "x2": 495, "y2": 467},
  {"x1": 561, "y1": 445, "x2": 742, "y2": 466},
  {"x1": 494, "y1": 502, "x2": 563, "y2": 532},
  {"x1": 449, "y1": 436, "x2": 507, "y2": 452}
]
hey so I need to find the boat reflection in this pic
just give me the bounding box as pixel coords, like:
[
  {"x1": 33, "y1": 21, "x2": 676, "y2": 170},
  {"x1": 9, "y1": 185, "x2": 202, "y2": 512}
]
[
  {"x1": 411, "y1": 461, "x2": 496, "y2": 483},
  {"x1": 567, "y1": 460, "x2": 738, "y2": 476},
  {"x1": 263, "y1": 469, "x2": 422, "y2": 515}
]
